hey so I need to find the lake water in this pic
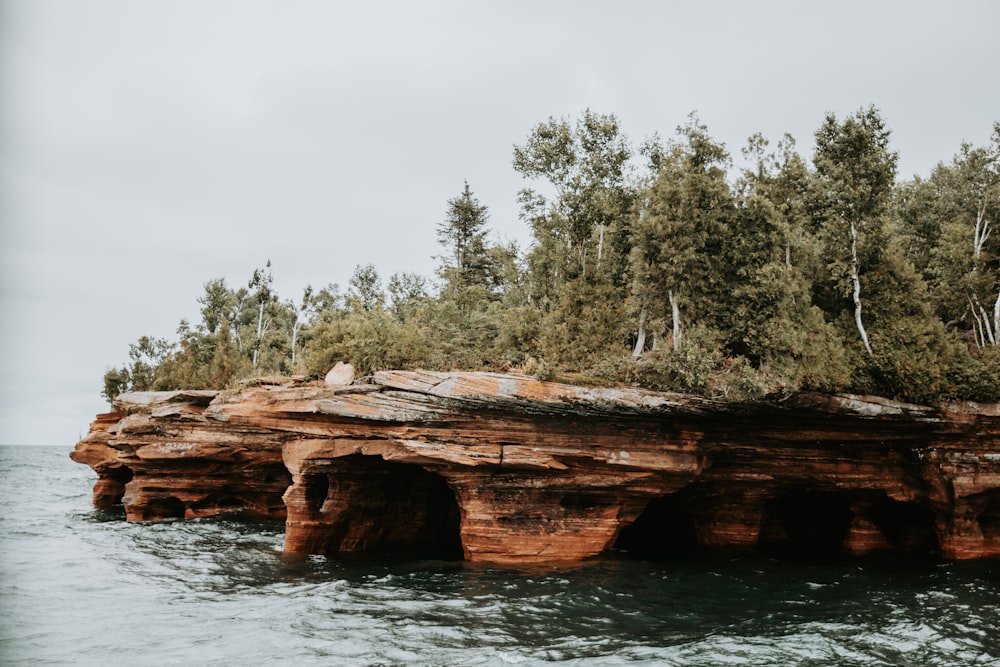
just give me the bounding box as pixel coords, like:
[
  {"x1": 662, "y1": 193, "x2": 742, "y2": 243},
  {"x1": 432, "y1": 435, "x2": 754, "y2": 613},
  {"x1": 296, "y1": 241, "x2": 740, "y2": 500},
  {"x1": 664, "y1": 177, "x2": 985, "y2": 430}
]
[{"x1": 1, "y1": 445, "x2": 998, "y2": 666}]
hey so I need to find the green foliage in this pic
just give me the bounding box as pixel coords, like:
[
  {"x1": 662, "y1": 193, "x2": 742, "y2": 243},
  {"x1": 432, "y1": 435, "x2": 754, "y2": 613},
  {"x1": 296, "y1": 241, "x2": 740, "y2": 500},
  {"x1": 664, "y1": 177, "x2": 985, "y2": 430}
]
[
  {"x1": 347, "y1": 264, "x2": 384, "y2": 313},
  {"x1": 514, "y1": 109, "x2": 636, "y2": 299},
  {"x1": 101, "y1": 367, "x2": 130, "y2": 404},
  {"x1": 537, "y1": 275, "x2": 628, "y2": 371},
  {"x1": 100, "y1": 334, "x2": 174, "y2": 403},
  {"x1": 438, "y1": 182, "x2": 493, "y2": 303},
  {"x1": 897, "y1": 126, "x2": 1000, "y2": 348},
  {"x1": 861, "y1": 317, "x2": 967, "y2": 403},
  {"x1": 813, "y1": 107, "x2": 898, "y2": 223},
  {"x1": 100, "y1": 110, "x2": 1000, "y2": 407},
  {"x1": 631, "y1": 114, "x2": 734, "y2": 349},
  {"x1": 950, "y1": 346, "x2": 1000, "y2": 401},
  {"x1": 629, "y1": 325, "x2": 726, "y2": 394}
]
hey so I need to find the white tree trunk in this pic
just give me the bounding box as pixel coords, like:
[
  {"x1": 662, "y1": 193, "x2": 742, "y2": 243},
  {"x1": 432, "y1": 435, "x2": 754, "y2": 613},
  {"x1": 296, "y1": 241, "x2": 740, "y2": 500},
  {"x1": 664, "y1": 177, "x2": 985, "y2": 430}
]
[
  {"x1": 669, "y1": 290, "x2": 682, "y2": 352},
  {"x1": 970, "y1": 293, "x2": 997, "y2": 347},
  {"x1": 994, "y1": 289, "x2": 1000, "y2": 346},
  {"x1": 979, "y1": 303, "x2": 997, "y2": 346},
  {"x1": 632, "y1": 306, "x2": 647, "y2": 359},
  {"x1": 973, "y1": 201, "x2": 991, "y2": 260},
  {"x1": 850, "y1": 221, "x2": 874, "y2": 356},
  {"x1": 253, "y1": 301, "x2": 266, "y2": 369},
  {"x1": 984, "y1": 309, "x2": 997, "y2": 345},
  {"x1": 597, "y1": 223, "x2": 605, "y2": 271},
  {"x1": 971, "y1": 308, "x2": 985, "y2": 348}
]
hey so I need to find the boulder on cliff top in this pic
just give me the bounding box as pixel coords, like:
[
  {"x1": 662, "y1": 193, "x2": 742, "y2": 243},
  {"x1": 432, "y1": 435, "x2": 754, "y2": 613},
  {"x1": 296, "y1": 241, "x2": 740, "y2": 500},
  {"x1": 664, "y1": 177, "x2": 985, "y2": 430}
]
[{"x1": 325, "y1": 362, "x2": 355, "y2": 386}]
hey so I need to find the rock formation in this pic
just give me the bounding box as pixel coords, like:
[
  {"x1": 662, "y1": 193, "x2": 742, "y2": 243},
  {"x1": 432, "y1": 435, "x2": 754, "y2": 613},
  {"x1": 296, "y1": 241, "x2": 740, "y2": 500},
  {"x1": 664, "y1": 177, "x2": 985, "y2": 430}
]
[{"x1": 71, "y1": 371, "x2": 1000, "y2": 563}]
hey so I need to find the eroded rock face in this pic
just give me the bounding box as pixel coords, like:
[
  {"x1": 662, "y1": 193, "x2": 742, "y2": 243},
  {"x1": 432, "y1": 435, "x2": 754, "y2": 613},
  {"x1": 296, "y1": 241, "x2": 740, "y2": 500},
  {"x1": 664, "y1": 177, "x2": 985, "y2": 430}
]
[
  {"x1": 71, "y1": 371, "x2": 1000, "y2": 563},
  {"x1": 71, "y1": 386, "x2": 292, "y2": 522}
]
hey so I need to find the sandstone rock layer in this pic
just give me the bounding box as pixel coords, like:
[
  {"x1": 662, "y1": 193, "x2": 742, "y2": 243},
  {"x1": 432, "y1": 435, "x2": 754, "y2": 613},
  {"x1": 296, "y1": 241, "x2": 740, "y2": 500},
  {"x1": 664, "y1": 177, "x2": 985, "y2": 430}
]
[{"x1": 71, "y1": 371, "x2": 1000, "y2": 563}]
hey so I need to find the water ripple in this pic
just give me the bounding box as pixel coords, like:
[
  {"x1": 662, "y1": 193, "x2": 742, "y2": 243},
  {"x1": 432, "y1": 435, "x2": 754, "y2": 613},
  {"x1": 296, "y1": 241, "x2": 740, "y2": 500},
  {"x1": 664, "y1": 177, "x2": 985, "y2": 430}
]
[{"x1": 1, "y1": 446, "x2": 998, "y2": 666}]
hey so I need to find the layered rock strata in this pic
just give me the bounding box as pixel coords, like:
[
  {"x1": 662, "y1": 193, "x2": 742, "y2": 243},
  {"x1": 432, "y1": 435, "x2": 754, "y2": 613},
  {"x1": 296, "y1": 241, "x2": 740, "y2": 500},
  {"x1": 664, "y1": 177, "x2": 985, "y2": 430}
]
[{"x1": 71, "y1": 371, "x2": 1000, "y2": 563}]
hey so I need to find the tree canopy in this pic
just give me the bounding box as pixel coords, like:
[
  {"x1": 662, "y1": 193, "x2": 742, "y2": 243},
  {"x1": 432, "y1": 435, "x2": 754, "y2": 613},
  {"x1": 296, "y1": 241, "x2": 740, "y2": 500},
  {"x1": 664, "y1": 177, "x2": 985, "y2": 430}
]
[{"x1": 102, "y1": 108, "x2": 1000, "y2": 406}]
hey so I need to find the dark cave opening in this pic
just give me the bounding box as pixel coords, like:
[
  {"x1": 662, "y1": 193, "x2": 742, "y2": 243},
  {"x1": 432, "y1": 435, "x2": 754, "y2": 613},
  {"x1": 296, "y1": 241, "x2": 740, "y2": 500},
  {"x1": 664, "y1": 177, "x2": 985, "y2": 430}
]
[
  {"x1": 103, "y1": 465, "x2": 134, "y2": 505},
  {"x1": 975, "y1": 491, "x2": 1000, "y2": 541},
  {"x1": 870, "y1": 498, "x2": 939, "y2": 557},
  {"x1": 612, "y1": 493, "x2": 700, "y2": 559},
  {"x1": 309, "y1": 455, "x2": 464, "y2": 561},
  {"x1": 760, "y1": 489, "x2": 854, "y2": 559},
  {"x1": 141, "y1": 495, "x2": 186, "y2": 520},
  {"x1": 303, "y1": 472, "x2": 330, "y2": 513}
]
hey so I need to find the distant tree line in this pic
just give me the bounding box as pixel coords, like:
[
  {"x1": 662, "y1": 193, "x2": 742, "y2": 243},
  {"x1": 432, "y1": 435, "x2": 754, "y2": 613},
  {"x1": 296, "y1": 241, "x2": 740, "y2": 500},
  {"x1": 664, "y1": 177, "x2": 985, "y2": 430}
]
[{"x1": 103, "y1": 107, "x2": 1000, "y2": 405}]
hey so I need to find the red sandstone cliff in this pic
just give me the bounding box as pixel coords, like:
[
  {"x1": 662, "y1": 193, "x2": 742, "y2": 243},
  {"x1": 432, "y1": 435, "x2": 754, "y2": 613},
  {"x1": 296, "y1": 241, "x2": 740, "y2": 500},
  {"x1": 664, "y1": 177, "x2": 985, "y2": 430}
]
[{"x1": 70, "y1": 371, "x2": 1000, "y2": 563}]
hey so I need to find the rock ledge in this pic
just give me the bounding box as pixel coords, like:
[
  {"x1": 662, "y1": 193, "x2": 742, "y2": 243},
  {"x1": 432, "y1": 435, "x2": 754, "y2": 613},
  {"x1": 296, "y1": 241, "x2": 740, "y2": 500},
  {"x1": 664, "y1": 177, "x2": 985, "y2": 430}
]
[{"x1": 71, "y1": 371, "x2": 1000, "y2": 563}]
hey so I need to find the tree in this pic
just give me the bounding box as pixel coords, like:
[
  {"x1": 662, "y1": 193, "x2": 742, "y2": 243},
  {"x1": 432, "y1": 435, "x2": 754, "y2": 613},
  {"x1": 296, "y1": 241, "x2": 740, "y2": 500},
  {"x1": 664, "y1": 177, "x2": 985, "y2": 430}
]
[
  {"x1": 248, "y1": 261, "x2": 276, "y2": 369},
  {"x1": 197, "y1": 278, "x2": 235, "y2": 335},
  {"x1": 740, "y1": 133, "x2": 814, "y2": 270},
  {"x1": 437, "y1": 182, "x2": 493, "y2": 318},
  {"x1": 513, "y1": 109, "x2": 635, "y2": 294},
  {"x1": 101, "y1": 367, "x2": 130, "y2": 404},
  {"x1": 812, "y1": 107, "x2": 898, "y2": 356},
  {"x1": 347, "y1": 264, "x2": 383, "y2": 313},
  {"x1": 388, "y1": 272, "x2": 429, "y2": 322},
  {"x1": 101, "y1": 334, "x2": 173, "y2": 402},
  {"x1": 126, "y1": 335, "x2": 172, "y2": 390},
  {"x1": 898, "y1": 139, "x2": 999, "y2": 347},
  {"x1": 289, "y1": 285, "x2": 315, "y2": 369},
  {"x1": 947, "y1": 127, "x2": 1000, "y2": 346},
  {"x1": 630, "y1": 114, "x2": 734, "y2": 353}
]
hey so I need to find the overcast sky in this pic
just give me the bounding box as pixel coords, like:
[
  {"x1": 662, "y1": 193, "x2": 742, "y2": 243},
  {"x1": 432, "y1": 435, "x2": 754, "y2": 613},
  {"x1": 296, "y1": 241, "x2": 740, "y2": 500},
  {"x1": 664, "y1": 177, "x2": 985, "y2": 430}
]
[{"x1": 1, "y1": 0, "x2": 998, "y2": 445}]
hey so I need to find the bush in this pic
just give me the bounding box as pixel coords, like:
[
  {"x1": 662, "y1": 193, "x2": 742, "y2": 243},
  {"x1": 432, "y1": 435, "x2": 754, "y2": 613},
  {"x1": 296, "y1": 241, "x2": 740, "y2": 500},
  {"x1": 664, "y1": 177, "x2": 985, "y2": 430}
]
[
  {"x1": 861, "y1": 316, "x2": 969, "y2": 404},
  {"x1": 629, "y1": 325, "x2": 726, "y2": 394}
]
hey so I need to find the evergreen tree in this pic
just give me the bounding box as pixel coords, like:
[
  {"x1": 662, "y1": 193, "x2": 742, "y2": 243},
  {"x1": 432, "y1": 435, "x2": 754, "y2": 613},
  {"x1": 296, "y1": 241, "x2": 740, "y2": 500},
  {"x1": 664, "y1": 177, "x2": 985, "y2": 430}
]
[
  {"x1": 630, "y1": 114, "x2": 734, "y2": 353},
  {"x1": 437, "y1": 182, "x2": 494, "y2": 318}
]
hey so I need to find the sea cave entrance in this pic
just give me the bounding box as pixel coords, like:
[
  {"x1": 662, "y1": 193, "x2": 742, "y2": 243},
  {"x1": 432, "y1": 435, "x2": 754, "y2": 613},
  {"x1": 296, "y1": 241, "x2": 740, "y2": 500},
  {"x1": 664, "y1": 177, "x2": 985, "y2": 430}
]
[
  {"x1": 974, "y1": 490, "x2": 1000, "y2": 542},
  {"x1": 612, "y1": 492, "x2": 700, "y2": 559},
  {"x1": 301, "y1": 455, "x2": 463, "y2": 561},
  {"x1": 139, "y1": 495, "x2": 187, "y2": 520},
  {"x1": 869, "y1": 497, "x2": 939, "y2": 557},
  {"x1": 759, "y1": 488, "x2": 853, "y2": 559},
  {"x1": 96, "y1": 465, "x2": 134, "y2": 508}
]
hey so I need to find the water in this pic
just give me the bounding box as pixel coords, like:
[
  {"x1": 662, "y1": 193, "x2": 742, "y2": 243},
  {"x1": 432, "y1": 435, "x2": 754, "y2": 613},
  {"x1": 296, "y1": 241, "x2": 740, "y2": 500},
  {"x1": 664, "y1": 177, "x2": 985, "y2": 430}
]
[{"x1": 1, "y1": 446, "x2": 998, "y2": 666}]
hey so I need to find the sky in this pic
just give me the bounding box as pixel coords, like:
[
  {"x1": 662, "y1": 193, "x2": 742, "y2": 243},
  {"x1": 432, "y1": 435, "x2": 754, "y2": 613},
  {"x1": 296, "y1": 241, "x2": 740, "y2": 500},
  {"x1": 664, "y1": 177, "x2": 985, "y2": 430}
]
[{"x1": 1, "y1": 0, "x2": 998, "y2": 445}]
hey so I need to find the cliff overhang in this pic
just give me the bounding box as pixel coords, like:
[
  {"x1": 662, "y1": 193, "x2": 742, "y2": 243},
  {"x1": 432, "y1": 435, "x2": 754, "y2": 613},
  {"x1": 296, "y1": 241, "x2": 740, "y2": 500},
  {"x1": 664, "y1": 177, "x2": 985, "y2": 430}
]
[{"x1": 71, "y1": 371, "x2": 1000, "y2": 563}]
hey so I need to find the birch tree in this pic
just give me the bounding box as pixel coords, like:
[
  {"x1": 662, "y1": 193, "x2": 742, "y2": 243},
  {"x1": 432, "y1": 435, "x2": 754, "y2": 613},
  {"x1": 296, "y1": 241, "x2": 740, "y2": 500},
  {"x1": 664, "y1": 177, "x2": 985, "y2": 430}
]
[
  {"x1": 899, "y1": 124, "x2": 1000, "y2": 347},
  {"x1": 248, "y1": 261, "x2": 276, "y2": 369},
  {"x1": 813, "y1": 107, "x2": 898, "y2": 356},
  {"x1": 954, "y1": 126, "x2": 1000, "y2": 346},
  {"x1": 513, "y1": 110, "x2": 634, "y2": 293},
  {"x1": 289, "y1": 285, "x2": 315, "y2": 369}
]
